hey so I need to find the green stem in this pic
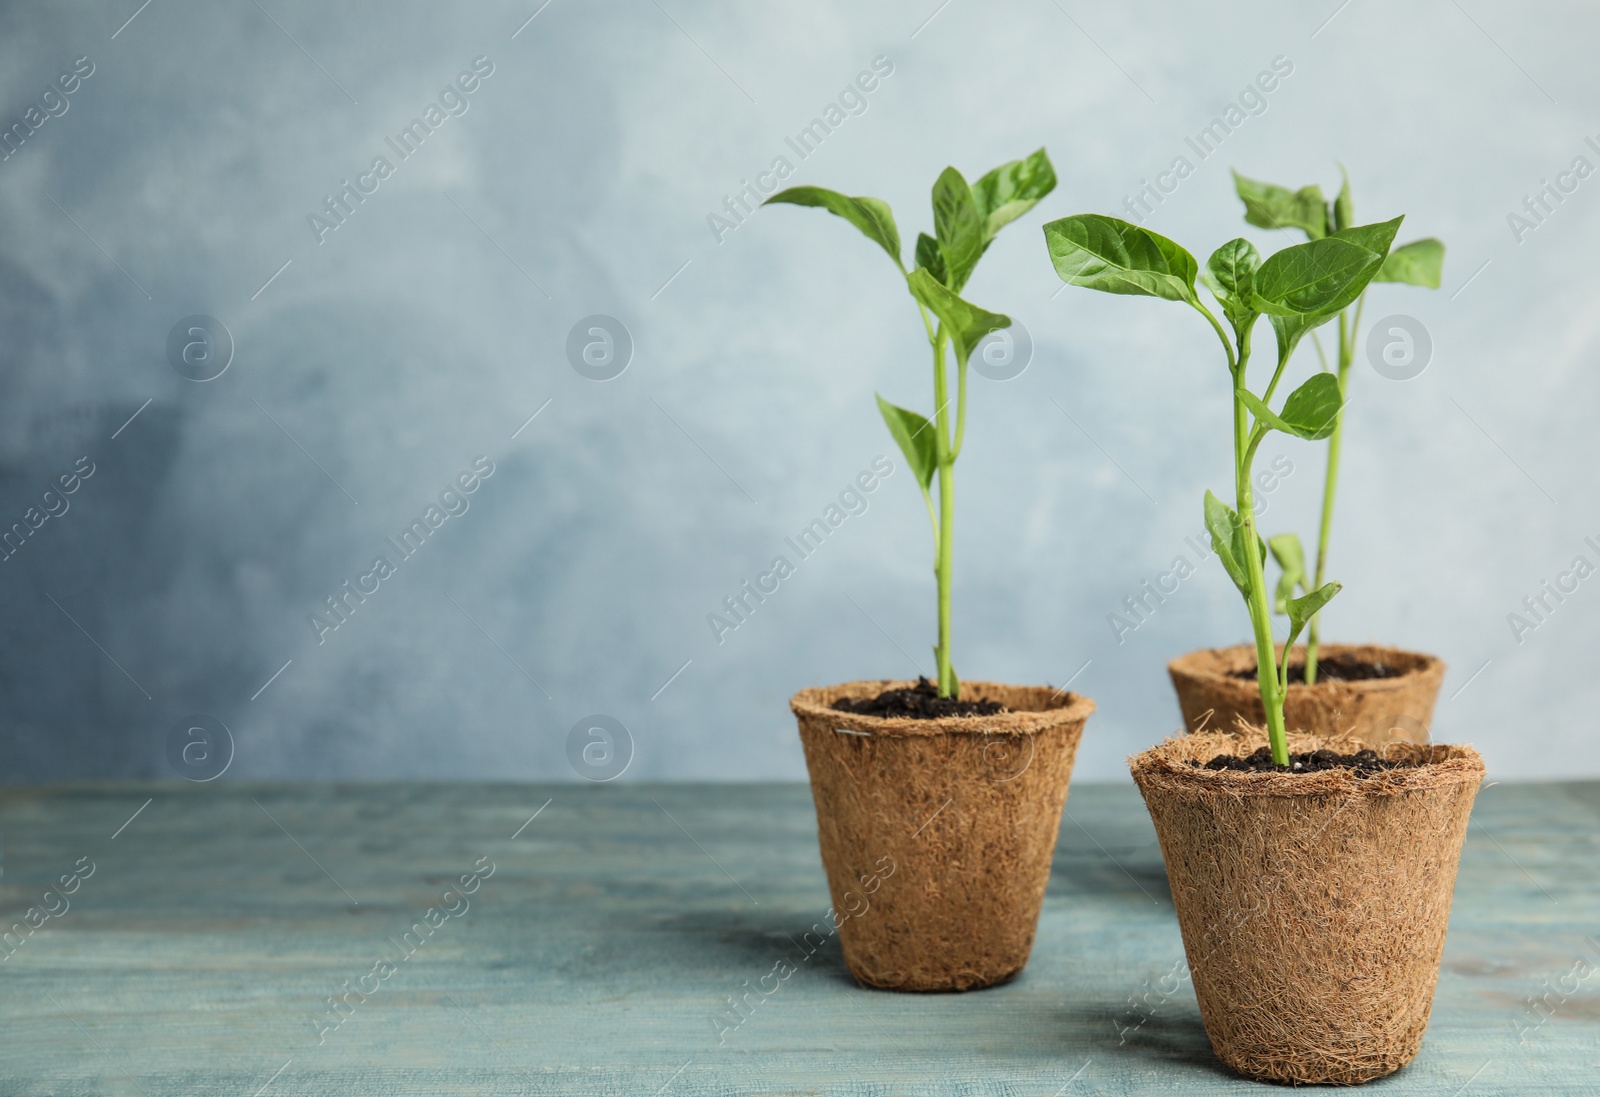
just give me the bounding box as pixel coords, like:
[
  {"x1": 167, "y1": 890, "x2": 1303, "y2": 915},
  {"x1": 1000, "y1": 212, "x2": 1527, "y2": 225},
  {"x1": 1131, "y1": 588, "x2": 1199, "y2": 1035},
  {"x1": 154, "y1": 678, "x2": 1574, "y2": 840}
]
[
  {"x1": 1196, "y1": 297, "x2": 1285, "y2": 759},
  {"x1": 1310, "y1": 330, "x2": 1330, "y2": 372},
  {"x1": 951, "y1": 352, "x2": 969, "y2": 461},
  {"x1": 1306, "y1": 292, "x2": 1364, "y2": 684},
  {"x1": 1232, "y1": 328, "x2": 1288, "y2": 765},
  {"x1": 919, "y1": 485, "x2": 940, "y2": 551},
  {"x1": 911, "y1": 293, "x2": 942, "y2": 556},
  {"x1": 1193, "y1": 301, "x2": 1238, "y2": 371},
  {"x1": 1262, "y1": 346, "x2": 1293, "y2": 405},
  {"x1": 930, "y1": 328, "x2": 956, "y2": 698}
]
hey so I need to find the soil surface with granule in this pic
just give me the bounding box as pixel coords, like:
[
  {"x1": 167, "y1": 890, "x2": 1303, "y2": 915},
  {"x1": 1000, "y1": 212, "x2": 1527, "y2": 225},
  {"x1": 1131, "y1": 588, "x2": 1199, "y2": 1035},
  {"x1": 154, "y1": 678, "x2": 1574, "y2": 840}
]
[
  {"x1": 832, "y1": 677, "x2": 1007, "y2": 719},
  {"x1": 1199, "y1": 747, "x2": 1427, "y2": 775},
  {"x1": 1228, "y1": 653, "x2": 1405, "y2": 683}
]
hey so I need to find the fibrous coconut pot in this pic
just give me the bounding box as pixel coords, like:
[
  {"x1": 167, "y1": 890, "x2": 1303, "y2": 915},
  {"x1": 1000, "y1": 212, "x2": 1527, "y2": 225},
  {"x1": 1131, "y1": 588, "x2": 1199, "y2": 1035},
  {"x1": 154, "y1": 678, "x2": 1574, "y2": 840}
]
[
  {"x1": 1169, "y1": 643, "x2": 1445, "y2": 744},
  {"x1": 790, "y1": 680, "x2": 1094, "y2": 991},
  {"x1": 1130, "y1": 730, "x2": 1485, "y2": 1085}
]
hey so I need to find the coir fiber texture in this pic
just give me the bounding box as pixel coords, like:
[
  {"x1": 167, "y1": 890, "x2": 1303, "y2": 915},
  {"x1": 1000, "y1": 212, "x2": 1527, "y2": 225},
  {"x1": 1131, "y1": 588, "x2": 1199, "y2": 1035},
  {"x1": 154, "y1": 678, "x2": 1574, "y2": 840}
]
[
  {"x1": 1130, "y1": 730, "x2": 1484, "y2": 1084},
  {"x1": 1168, "y1": 644, "x2": 1445, "y2": 744},
  {"x1": 791, "y1": 681, "x2": 1094, "y2": 991}
]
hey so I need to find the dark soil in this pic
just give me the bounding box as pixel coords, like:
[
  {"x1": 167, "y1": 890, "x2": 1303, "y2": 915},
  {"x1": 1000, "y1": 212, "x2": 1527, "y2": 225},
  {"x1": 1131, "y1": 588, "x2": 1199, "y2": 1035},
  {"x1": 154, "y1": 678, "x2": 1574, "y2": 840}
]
[
  {"x1": 1197, "y1": 747, "x2": 1425, "y2": 775},
  {"x1": 1228, "y1": 653, "x2": 1405, "y2": 683},
  {"x1": 832, "y1": 677, "x2": 1006, "y2": 720}
]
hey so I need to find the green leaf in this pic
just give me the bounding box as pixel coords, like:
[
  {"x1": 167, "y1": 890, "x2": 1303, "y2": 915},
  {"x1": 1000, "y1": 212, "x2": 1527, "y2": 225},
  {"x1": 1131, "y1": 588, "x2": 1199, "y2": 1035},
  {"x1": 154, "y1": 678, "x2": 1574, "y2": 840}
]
[
  {"x1": 1204, "y1": 238, "x2": 1261, "y2": 337},
  {"x1": 1375, "y1": 238, "x2": 1445, "y2": 288},
  {"x1": 1042, "y1": 214, "x2": 1198, "y2": 303},
  {"x1": 1258, "y1": 220, "x2": 1400, "y2": 356},
  {"x1": 764, "y1": 187, "x2": 900, "y2": 267},
  {"x1": 1204, "y1": 490, "x2": 1251, "y2": 596},
  {"x1": 1333, "y1": 166, "x2": 1353, "y2": 233},
  {"x1": 932, "y1": 167, "x2": 984, "y2": 291},
  {"x1": 875, "y1": 395, "x2": 937, "y2": 490},
  {"x1": 1285, "y1": 581, "x2": 1342, "y2": 649},
  {"x1": 905, "y1": 268, "x2": 1011, "y2": 364},
  {"x1": 972, "y1": 148, "x2": 1057, "y2": 241},
  {"x1": 1278, "y1": 372, "x2": 1344, "y2": 440},
  {"x1": 1332, "y1": 215, "x2": 1404, "y2": 261},
  {"x1": 1233, "y1": 171, "x2": 1327, "y2": 239},
  {"x1": 1206, "y1": 238, "x2": 1261, "y2": 303},
  {"x1": 1251, "y1": 236, "x2": 1383, "y2": 318},
  {"x1": 1268, "y1": 311, "x2": 1336, "y2": 364},
  {"x1": 1238, "y1": 389, "x2": 1293, "y2": 436},
  {"x1": 1268, "y1": 532, "x2": 1306, "y2": 614},
  {"x1": 916, "y1": 232, "x2": 948, "y2": 287},
  {"x1": 1245, "y1": 374, "x2": 1343, "y2": 441}
]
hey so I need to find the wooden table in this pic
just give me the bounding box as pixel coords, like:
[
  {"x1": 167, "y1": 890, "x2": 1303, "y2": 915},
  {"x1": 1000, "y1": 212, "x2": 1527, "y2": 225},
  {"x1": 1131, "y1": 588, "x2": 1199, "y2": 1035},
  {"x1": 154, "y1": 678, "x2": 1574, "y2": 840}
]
[{"x1": 0, "y1": 781, "x2": 1592, "y2": 1094}]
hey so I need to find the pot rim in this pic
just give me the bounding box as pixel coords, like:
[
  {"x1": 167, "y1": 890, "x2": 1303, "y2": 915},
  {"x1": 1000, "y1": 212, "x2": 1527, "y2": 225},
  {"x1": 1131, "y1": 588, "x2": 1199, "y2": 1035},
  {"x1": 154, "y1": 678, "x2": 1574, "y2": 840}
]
[
  {"x1": 790, "y1": 678, "x2": 1095, "y2": 739},
  {"x1": 1168, "y1": 642, "x2": 1444, "y2": 696},
  {"x1": 1129, "y1": 730, "x2": 1484, "y2": 799}
]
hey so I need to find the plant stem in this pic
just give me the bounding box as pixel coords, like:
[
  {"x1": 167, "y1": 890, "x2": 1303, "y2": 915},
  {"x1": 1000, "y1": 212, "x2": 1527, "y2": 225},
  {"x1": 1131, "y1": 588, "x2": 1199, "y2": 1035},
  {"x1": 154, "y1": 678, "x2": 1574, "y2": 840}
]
[
  {"x1": 1197, "y1": 299, "x2": 1286, "y2": 758},
  {"x1": 936, "y1": 458, "x2": 955, "y2": 698},
  {"x1": 1232, "y1": 332, "x2": 1288, "y2": 765},
  {"x1": 930, "y1": 328, "x2": 956, "y2": 698},
  {"x1": 1305, "y1": 291, "x2": 1364, "y2": 683},
  {"x1": 952, "y1": 351, "x2": 969, "y2": 460}
]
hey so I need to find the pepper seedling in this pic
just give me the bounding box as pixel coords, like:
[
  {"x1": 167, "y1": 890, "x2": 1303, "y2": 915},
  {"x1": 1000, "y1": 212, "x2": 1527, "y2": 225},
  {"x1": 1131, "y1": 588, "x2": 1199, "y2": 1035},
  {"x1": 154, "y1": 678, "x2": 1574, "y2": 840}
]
[
  {"x1": 765, "y1": 149, "x2": 1057, "y2": 698},
  {"x1": 1042, "y1": 206, "x2": 1400, "y2": 764},
  {"x1": 1232, "y1": 169, "x2": 1445, "y2": 683}
]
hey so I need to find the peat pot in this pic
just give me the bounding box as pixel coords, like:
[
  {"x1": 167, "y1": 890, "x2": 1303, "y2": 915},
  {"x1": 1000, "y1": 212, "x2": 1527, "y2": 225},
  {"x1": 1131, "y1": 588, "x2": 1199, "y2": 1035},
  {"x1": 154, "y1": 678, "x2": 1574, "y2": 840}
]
[
  {"x1": 1130, "y1": 730, "x2": 1485, "y2": 1084},
  {"x1": 790, "y1": 680, "x2": 1094, "y2": 991},
  {"x1": 1169, "y1": 643, "x2": 1445, "y2": 744}
]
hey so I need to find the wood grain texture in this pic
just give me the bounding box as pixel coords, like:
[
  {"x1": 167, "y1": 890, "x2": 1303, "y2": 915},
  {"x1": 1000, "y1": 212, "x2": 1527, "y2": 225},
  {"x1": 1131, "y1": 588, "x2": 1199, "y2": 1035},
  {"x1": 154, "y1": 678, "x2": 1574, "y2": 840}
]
[{"x1": 0, "y1": 780, "x2": 1593, "y2": 1095}]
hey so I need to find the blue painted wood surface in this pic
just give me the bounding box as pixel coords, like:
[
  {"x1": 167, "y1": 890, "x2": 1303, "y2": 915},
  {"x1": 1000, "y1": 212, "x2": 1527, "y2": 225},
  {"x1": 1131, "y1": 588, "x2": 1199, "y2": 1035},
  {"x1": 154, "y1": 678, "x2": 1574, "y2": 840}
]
[{"x1": 0, "y1": 781, "x2": 1593, "y2": 1094}]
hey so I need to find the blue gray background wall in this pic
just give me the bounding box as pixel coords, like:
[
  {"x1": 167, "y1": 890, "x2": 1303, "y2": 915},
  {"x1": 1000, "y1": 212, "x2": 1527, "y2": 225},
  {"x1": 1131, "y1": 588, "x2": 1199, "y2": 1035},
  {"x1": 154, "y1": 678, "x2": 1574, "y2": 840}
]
[{"x1": 1, "y1": 0, "x2": 1594, "y2": 782}]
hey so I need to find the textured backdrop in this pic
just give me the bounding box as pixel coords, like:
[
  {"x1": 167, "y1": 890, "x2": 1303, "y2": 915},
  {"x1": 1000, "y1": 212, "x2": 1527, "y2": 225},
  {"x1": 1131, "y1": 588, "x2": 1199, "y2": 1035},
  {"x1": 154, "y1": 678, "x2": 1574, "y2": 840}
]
[{"x1": 1, "y1": 0, "x2": 1594, "y2": 782}]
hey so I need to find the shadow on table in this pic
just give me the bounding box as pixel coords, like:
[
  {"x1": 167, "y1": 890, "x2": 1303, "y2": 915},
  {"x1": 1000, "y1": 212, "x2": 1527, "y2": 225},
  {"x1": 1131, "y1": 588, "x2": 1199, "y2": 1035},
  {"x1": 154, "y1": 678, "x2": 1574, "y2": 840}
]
[
  {"x1": 645, "y1": 907, "x2": 857, "y2": 985},
  {"x1": 1052, "y1": 999, "x2": 1229, "y2": 1078}
]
